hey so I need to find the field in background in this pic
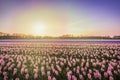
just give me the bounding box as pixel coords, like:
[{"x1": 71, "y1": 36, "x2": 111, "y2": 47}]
[{"x1": 0, "y1": 40, "x2": 120, "y2": 80}]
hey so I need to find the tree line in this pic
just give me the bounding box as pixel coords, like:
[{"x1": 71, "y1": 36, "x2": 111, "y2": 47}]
[{"x1": 0, "y1": 32, "x2": 120, "y2": 39}]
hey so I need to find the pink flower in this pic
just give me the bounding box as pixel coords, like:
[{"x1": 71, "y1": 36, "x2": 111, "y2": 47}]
[
  {"x1": 4, "y1": 75, "x2": 8, "y2": 80},
  {"x1": 56, "y1": 65, "x2": 61, "y2": 72},
  {"x1": 25, "y1": 73, "x2": 29, "y2": 80},
  {"x1": 87, "y1": 73, "x2": 91, "y2": 79},
  {"x1": 41, "y1": 66, "x2": 45, "y2": 75},
  {"x1": 25, "y1": 68, "x2": 28, "y2": 73},
  {"x1": 108, "y1": 64, "x2": 113, "y2": 71},
  {"x1": 41, "y1": 66, "x2": 44, "y2": 72},
  {"x1": 34, "y1": 68, "x2": 38, "y2": 73},
  {"x1": 114, "y1": 70, "x2": 118, "y2": 75},
  {"x1": 6, "y1": 62, "x2": 11, "y2": 67},
  {"x1": 88, "y1": 69, "x2": 92, "y2": 74},
  {"x1": 13, "y1": 68, "x2": 17, "y2": 75},
  {"x1": 66, "y1": 67, "x2": 69, "y2": 71},
  {"x1": 21, "y1": 68, "x2": 24, "y2": 74},
  {"x1": 72, "y1": 75, "x2": 77, "y2": 80},
  {"x1": 93, "y1": 63, "x2": 96, "y2": 67},
  {"x1": 8, "y1": 66, "x2": 12, "y2": 70},
  {"x1": 76, "y1": 69, "x2": 79, "y2": 74},
  {"x1": 107, "y1": 70, "x2": 113, "y2": 76},
  {"x1": 34, "y1": 73, "x2": 38, "y2": 79},
  {"x1": 17, "y1": 63, "x2": 21, "y2": 68},
  {"x1": 47, "y1": 71, "x2": 51, "y2": 76},
  {"x1": 15, "y1": 78, "x2": 20, "y2": 80},
  {"x1": 83, "y1": 71, "x2": 86, "y2": 76},
  {"x1": 60, "y1": 62, "x2": 64, "y2": 66},
  {"x1": 52, "y1": 77, "x2": 56, "y2": 80},
  {"x1": 0, "y1": 70, "x2": 2, "y2": 74},
  {"x1": 55, "y1": 70, "x2": 59, "y2": 76},
  {"x1": 86, "y1": 62, "x2": 89, "y2": 67},
  {"x1": 48, "y1": 76, "x2": 51, "y2": 80},
  {"x1": 0, "y1": 59, "x2": 5, "y2": 66},
  {"x1": 79, "y1": 74, "x2": 83, "y2": 80},
  {"x1": 3, "y1": 72, "x2": 7, "y2": 76},
  {"x1": 68, "y1": 62, "x2": 72, "y2": 67},
  {"x1": 81, "y1": 67, "x2": 84, "y2": 72},
  {"x1": 94, "y1": 71, "x2": 101, "y2": 79},
  {"x1": 109, "y1": 76, "x2": 114, "y2": 80},
  {"x1": 67, "y1": 70, "x2": 72, "y2": 76},
  {"x1": 67, "y1": 75, "x2": 71, "y2": 80},
  {"x1": 104, "y1": 72, "x2": 108, "y2": 78},
  {"x1": 41, "y1": 71, "x2": 45, "y2": 76}
]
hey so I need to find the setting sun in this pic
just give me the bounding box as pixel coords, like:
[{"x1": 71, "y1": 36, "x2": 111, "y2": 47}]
[{"x1": 32, "y1": 22, "x2": 45, "y2": 35}]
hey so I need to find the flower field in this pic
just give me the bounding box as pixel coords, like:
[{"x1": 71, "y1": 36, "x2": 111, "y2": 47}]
[{"x1": 0, "y1": 41, "x2": 120, "y2": 80}]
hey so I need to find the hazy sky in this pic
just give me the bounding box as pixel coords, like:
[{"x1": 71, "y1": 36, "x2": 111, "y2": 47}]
[{"x1": 0, "y1": 0, "x2": 120, "y2": 36}]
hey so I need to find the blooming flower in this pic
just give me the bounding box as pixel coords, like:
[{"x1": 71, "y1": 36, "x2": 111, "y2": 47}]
[{"x1": 25, "y1": 73, "x2": 29, "y2": 80}]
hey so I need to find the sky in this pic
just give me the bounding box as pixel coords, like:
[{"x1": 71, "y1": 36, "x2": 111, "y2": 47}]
[{"x1": 0, "y1": 0, "x2": 120, "y2": 36}]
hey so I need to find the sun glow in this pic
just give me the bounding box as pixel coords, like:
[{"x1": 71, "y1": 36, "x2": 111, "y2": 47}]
[{"x1": 32, "y1": 22, "x2": 45, "y2": 35}]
